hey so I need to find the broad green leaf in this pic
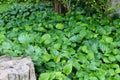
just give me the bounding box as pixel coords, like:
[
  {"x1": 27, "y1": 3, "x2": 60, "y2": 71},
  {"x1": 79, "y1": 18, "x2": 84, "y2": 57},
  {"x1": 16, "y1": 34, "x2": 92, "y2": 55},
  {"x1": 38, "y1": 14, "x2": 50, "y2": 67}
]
[
  {"x1": 63, "y1": 63, "x2": 72, "y2": 75},
  {"x1": 18, "y1": 33, "x2": 30, "y2": 43},
  {"x1": 113, "y1": 49, "x2": 120, "y2": 54},
  {"x1": 99, "y1": 41, "x2": 109, "y2": 53},
  {"x1": 2, "y1": 42, "x2": 11, "y2": 50},
  {"x1": 109, "y1": 69, "x2": 115, "y2": 76},
  {"x1": 56, "y1": 23, "x2": 64, "y2": 30},
  {"x1": 69, "y1": 35, "x2": 79, "y2": 42},
  {"x1": 115, "y1": 68, "x2": 120, "y2": 73},
  {"x1": 93, "y1": 34, "x2": 98, "y2": 38},
  {"x1": 98, "y1": 69, "x2": 107, "y2": 76},
  {"x1": 44, "y1": 39, "x2": 52, "y2": 45},
  {"x1": 0, "y1": 34, "x2": 5, "y2": 39},
  {"x1": 53, "y1": 43, "x2": 61, "y2": 50},
  {"x1": 108, "y1": 55, "x2": 116, "y2": 62},
  {"x1": 89, "y1": 77, "x2": 98, "y2": 80},
  {"x1": 73, "y1": 62, "x2": 81, "y2": 70},
  {"x1": 43, "y1": 53, "x2": 51, "y2": 62},
  {"x1": 81, "y1": 46, "x2": 88, "y2": 53},
  {"x1": 78, "y1": 54, "x2": 87, "y2": 63},
  {"x1": 41, "y1": 34, "x2": 51, "y2": 41},
  {"x1": 54, "y1": 55, "x2": 61, "y2": 63},
  {"x1": 40, "y1": 34, "x2": 51, "y2": 44},
  {"x1": 87, "y1": 52, "x2": 94, "y2": 60},
  {"x1": 88, "y1": 61, "x2": 98, "y2": 70},
  {"x1": 0, "y1": 20, "x2": 4, "y2": 26},
  {"x1": 103, "y1": 57, "x2": 110, "y2": 63},
  {"x1": 39, "y1": 73, "x2": 50, "y2": 80},
  {"x1": 46, "y1": 62, "x2": 56, "y2": 68},
  {"x1": 105, "y1": 37, "x2": 113, "y2": 43},
  {"x1": 115, "y1": 55, "x2": 120, "y2": 62},
  {"x1": 111, "y1": 64, "x2": 119, "y2": 69}
]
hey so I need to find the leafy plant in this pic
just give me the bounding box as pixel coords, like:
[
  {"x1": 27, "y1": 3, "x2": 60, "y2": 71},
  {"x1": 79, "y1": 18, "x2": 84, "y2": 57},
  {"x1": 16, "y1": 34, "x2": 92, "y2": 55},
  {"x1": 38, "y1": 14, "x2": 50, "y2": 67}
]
[{"x1": 0, "y1": 3, "x2": 120, "y2": 80}]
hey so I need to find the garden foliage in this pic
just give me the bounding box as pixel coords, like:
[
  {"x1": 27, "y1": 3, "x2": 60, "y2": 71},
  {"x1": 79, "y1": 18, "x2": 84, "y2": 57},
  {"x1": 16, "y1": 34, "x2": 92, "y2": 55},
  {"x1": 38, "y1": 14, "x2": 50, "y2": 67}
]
[{"x1": 0, "y1": 3, "x2": 120, "y2": 80}]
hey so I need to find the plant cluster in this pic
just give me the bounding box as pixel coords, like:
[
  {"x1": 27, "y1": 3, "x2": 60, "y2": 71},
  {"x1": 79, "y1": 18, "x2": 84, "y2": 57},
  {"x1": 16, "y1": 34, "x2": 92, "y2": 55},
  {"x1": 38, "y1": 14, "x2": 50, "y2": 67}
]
[
  {"x1": 0, "y1": 3, "x2": 120, "y2": 80},
  {"x1": 0, "y1": 0, "x2": 111, "y2": 14},
  {"x1": 0, "y1": 0, "x2": 42, "y2": 4}
]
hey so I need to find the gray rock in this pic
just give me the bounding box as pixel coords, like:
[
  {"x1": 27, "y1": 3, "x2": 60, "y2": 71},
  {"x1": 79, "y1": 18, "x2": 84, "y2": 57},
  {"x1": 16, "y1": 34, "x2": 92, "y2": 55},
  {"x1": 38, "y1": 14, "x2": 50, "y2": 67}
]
[{"x1": 0, "y1": 55, "x2": 36, "y2": 80}]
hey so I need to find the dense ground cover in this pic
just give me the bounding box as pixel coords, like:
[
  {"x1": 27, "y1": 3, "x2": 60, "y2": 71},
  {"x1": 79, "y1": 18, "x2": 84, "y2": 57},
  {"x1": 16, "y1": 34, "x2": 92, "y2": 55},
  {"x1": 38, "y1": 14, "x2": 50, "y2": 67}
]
[
  {"x1": 0, "y1": 4, "x2": 11, "y2": 11},
  {"x1": 0, "y1": 3, "x2": 120, "y2": 80}
]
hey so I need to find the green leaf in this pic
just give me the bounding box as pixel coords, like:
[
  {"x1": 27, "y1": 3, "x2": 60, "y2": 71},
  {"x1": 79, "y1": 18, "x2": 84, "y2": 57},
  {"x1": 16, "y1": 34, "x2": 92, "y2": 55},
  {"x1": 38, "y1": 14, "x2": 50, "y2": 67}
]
[
  {"x1": 81, "y1": 46, "x2": 88, "y2": 53},
  {"x1": 88, "y1": 61, "x2": 98, "y2": 70},
  {"x1": 63, "y1": 63, "x2": 72, "y2": 75},
  {"x1": 54, "y1": 55, "x2": 61, "y2": 63},
  {"x1": 56, "y1": 23, "x2": 64, "y2": 30},
  {"x1": 40, "y1": 34, "x2": 51, "y2": 44},
  {"x1": 0, "y1": 34, "x2": 5, "y2": 39},
  {"x1": 39, "y1": 73, "x2": 50, "y2": 80},
  {"x1": 111, "y1": 64, "x2": 119, "y2": 69},
  {"x1": 108, "y1": 55, "x2": 116, "y2": 62},
  {"x1": 87, "y1": 52, "x2": 94, "y2": 60},
  {"x1": 103, "y1": 57, "x2": 110, "y2": 63},
  {"x1": 18, "y1": 33, "x2": 30, "y2": 43},
  {"x1": 109, "y1": 69, "x2": 115, "y2": 76},
  {"x1": 41, "y1": 34, "x2": 51, "y2": 41},
  {"x1": 43, "y1": 53, "x2": 51, "y2": 62},
  {"x1": 53, "y1": 43, "x2": 61, "y2": 50},
  {"x1": 115, "y1": 55, "x2": 120, "y2": 62},
  {"x1": 105, "y1": 37, "x2": 113, "y2": 43},
  {"x1": 89, "y1": 77, "x2": 98, "y2": 80},
  {"x1": 69, "y1": 35, "x2": 79, "y2": 42},
  {"x1": 2, "y1": 42, "x2": 11, "y2": 50},
  {"x1": 78, "y1": 54, "x2": 87, "y2": 63},
  {"x1": 113, "y1": 49, "x2": 120, "y2": 54},
  {"x1": 115, "y1": 68, "x2": 120, "y2": 73},
  {"x1": 73, "y1": 62, "x2": 81, "y2": 70}
]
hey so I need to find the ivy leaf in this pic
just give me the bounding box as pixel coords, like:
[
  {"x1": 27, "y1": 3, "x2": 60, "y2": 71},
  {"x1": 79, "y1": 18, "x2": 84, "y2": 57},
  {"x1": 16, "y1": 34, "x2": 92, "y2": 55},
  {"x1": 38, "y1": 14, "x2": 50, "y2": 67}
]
[{"x1": 63, "y1": 63, "x2": 72, "y2": 75}]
